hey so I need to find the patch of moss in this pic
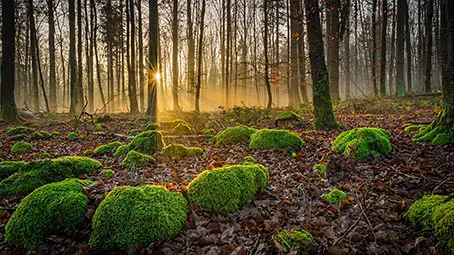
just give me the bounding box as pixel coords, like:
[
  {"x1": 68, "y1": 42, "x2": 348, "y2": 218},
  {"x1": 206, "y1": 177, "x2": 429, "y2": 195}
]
[
  {"x1": 31, "y1": 130, "x2": 53, "y2": 140},
  {"x1": 5, "y1": 179, "x2": 91, "y2": 250},
  {"x1": 332, "y1": 128, "x2": 392, "y2": 162},
  {"x1": 67, "y1": 132, "x2": 85, "y2": 140},
  {"x1": 202, "y1": 128, "x2": 216, "y2": 136},
  {"x1": 101, "y1": 169, "x2": 115, "y2": 177},
  {"x1": 169, "y1": 122, "x2": 194, "y2": 135},
  {"x1": 128, "y1": 129, "x2": 142, "y2": 135},
  {"x1": 113, "y1": 145, "x2": 129, "y2": 157},
  {"x1": 145, "y1": 123, "x2": 160, "y2": 131},
  {"x1": 322, "y1": 189, "x2": 347, "y2": 204},
  {"x1": 0, "y1": 156, "x2": 102, "y2": 195},
  {"x1": 432, "y1": 200, "x2": 454, "y2": 254},
  {"x1": 213, "y1": 125, "x2": 256, "y2": 146},
  {"x1": 11, "y1": 141, "x2": 32, "y2": 153},
  {"x1": 96, "y1": 115, "x2": 114, "y2": 123},
  {"x1": 187, "y1": 164, "x2": 269, "y2": 213},
  {"x1": 40, "y1": 152, "x2": 52, "y2": 158},
  {"x1": 122, "y1": 150, "x2": 155, "y2": 168},
  {"x1": 249, "y1": 129, "x2": 305, "y2": 150},
  {"x1": 403, "y1": 124, "x2": 426, "y2": 133},
  {"x1": 0, "y1": 161, "x2": 28, "y2": 180},
  {"x1": 89, "y1": 185, "x2": 188, "y2": 251},
  {"x1": 414, "y1": 104, "x2": 454, "y2": 145},
  {"x1": 128, "y1": 130, "x2": 165, "y2": 155},
  {"x1": 93, "y1": 141, "x2": 122, "y2": 155},
  {"x1": 313, "y1": 163, "x2": 327, "y2": 177},
  {"x1": 408, "y1": 195, "x2": 448, "y2": 231},
  {"x1": 161, "y1": 144, "x2": 204, "y2": 161},
  {"x1": 273, "y1": 229, "x2": 314, "y2": 253},
  {"x1": 6, "y1": 126, "x2": 34, "y2": 136},
  {"x1": 277, "y1": 111, "x2": 302, "y2": 120},
  {"x1": 243, "y1": 156, "x2": 256, "y2": 165},
  {"x1": 51, "y1": 131, "x2": 61, "y2": 136},
  {"x1": 10, "y1": 134, "x2": 28, "y2": 141},
  {"x1": 94, "y1": 124, "x2": 103, "y2": 131}
]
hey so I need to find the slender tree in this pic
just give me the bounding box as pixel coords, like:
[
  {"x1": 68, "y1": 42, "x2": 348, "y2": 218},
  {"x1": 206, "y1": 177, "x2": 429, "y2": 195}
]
[
  {"x1": 326, "y1": 0, "x2": 341, "y2": 104},
  {"x1": 172, "y1": 0, "x2": 180, "y2": 111},
  {"x1": 69, "y1": 0, "x2": 80, "y2": 114},
  {"x1": 425, "y1": 0, "x2": 434, "y2": 92},
  {"x1": 28, "y1": 0, "x2": 39, "y2": 111},
  {"x1": 404, "y1": 0, "x2": 412, "y2": 92},
  {"x1": 187, "y1": 0, "x2": 195, "y2": 93},
  {"x1": 128, "y1": 0, "x2": 139, "y2": 113},
  {"x1": 195, "y1": 0, "x2": 207, "y2": 112},
  {"x1": 380, "y1": 0, "x2": 387, "y2": 95},
  {"x1": 395, "y1": 0, "x2": 406, "y2": 96},
  {"x1": 297, "y1": 2, "x2": 308, "y2": 103},
  {"x1": 289, "y1": 0, "x2": 301, "y2": 106},
  {"x1": 304, "y1": 0, "x2": 338, "y2": 129},
  {"x1": 264, "y1": 0, "x2": 272, "y2": 109},
  {"x1": 77, "y1": 0, "x2": 84, "y2": 109},
  {"x1": 146, "y1": 0, "x2": 158, "y2": 121},
  {"x1": 48, "y1": 0, "x2": 57, "y2": 111},
  {"x1": 138, "y1": 0, "x2": 145, "y2": 111}
]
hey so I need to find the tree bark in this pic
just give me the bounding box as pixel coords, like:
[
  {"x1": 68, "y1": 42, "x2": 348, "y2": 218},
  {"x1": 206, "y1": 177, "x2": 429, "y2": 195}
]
[
  {"x1": 128, "y1": 0, "x2": 139, "y2": 113},
  {"x1": 425, "y1": 0, "x2": 434, "y2": 93},
  {"x1": 195, "y1": 0, "x2": 206, "y2": 112},
  {"x1": 289, "y1": 0, "x2": 302, "y2": 106},
  {"x1": 264, "y1": 0, "x2": 272, "y2": 109},
  {"x1": 69, "y1": 0, "x2": 79, "y2": 114},
  {"x1": 77, "y1": 0, "x2": 84, "y2": 110},
  {"x1": 172, "y1": 0, "x2": 180, "y2": 111},
  {"x1": 326, "y1": 0, "x2": 341, "y2": 104},
  {"x1": 379, "y1": 0, "x2": 387, "y2": 96},
  {"x1": 404, "y1": 0, "x2": 412, "y2": 92},
  {"x1": 187, "y1": 0, "x2": 195, "y2": 94},
  {"x1": 28, "y1": 0, "x2": 39, "y2": 111},
  {"x1": 395, "y1": 0, "x2": 406, "y2": 96},
  {"x1": 138, "y1": 0, "x2": 145, "y2": 112},
  {"x1": 48, "y1": 0, "x2": 57, "y2": 111},
  {"x1": 146, "y1": 0, "x2": 158, "y2": 121}
]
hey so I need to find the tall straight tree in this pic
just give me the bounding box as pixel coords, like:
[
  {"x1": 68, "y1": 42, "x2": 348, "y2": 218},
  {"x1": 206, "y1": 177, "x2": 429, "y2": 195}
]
[
  {"x1": 289, "y1": 0, "x2": 301, "y2": 106},
  {"x1": 326, "y1": 0, "x2": 341, "y2": 104},
  {"x1": 371, "y1": 0, "x2": 378, "y2": 96},
  {"x1": 172, "y1": 0, "x2": 180, "y2": 111},
  {"x1": 77, "y1": 0, "x2": 84, "y2": 110},
  {"x1": 128, "y1": 0, "x2": 139, "y2": 113},
  {"x1": 48, "y1": 0, "x2": 57, "y2": 111},
  {"x1": 380, "y1": 0, "x2": 387, "y2": 95},
  {"x1": 424, "y1": 0, "x2": 434, "y2": 92},
  {"x1": 1, "y1": 0, "x2": 20, "y2": 122},
  {"x1": 138, "y1": 0, "x2": 145, "y2": 111},
  {"x1": 298, "y1": 2, "x2": 308, "y2": 103},
  {"x1": 304, "y1": 0, "x2": 338, "y2": 129},
  {"x1": 395, "y1": 0, "x2": 406, "y2": 96},
  {"x1": 28, "y1": 0, "x2": 39, "y2": 111},
  {"x1": 69, "y1": 0, "x2": 80, "y2": 114},
  {"x1": 187, "y1": 0, "x2": 195, "y2": 93},
  {"x1": 146, "y1": 0, "x2": 158, "y2": 121},
  {"x1": 264, "y1": 0, "x2": 272, "y2": 109},
  {"x1": 404, "y1": 0, "x2": 412, "y2": 92},
  {"x1": 195, "y1": 0, "x2": 206, "y2": 112}
]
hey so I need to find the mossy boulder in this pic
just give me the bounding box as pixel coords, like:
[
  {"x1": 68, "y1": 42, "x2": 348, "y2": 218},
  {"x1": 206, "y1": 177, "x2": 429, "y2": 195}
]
[
  {"x1": 31, "y1": 130, "x2": 53, "y2": 140},
  {"x1": 432, "y1": 200, "x2": 454, "y2": 254},
  {"x1": 101, "y1": 169, "x2": 115, "y2": 177},
  {"x1": 6, "y1": 126, "x2": 34, "y2": 136},
  {"x1": 169, "y1": 122, "x2": 194, "y2": 135},
  {"x1": 188, "y1": 164, "x2": 269, "y2": 213},
  {"x1": 93, "y1": 141, "x2": 122, "y2": 155},
  {"x1": 403, "y1": 124, "x2": 426, "y2": 133},
  {"x1": 273, "y1": 229, "x2": 314, "y2": 253},
  {"x1": 10, "y1": 134, "x2": 28, "y2": 141},
  {"x1": 332, "y1": 127, "x2": 392, "y2": 162},
  {"x1": 67, "y1": 132, "x2": 84, "y2": 140},
  {"x1": 89, "y1": 185, "x2": 188, "y2": 251},
  {"x1": 277, "y1": 111, "x2": 302, "y2": 120},
  {"x1": 213, "y1": 125, "x2": 256, "y2": 146},
  {"x1": 11, "y1": 141, "x2": 32, "y2": 153},
  {"x1": 322, "y1": 189, "x2": 347, "y2": 204},
  {"x1": 0, "y1": 156, "x2": 102, "y2": 195},
  {"x1": 113, "y1": 145, "x2": 129, "y2": 157},
  {"x1": 145, "y1": 123, "x2": 160, "y2": 131},
  {"x1": 408, "y1": 195, "x2": 448, "y2": 231},
  {"x1": 5, "y1": 179, "x2": 91, "y2": 250},
  {"x1": 122, "y1": 150, "x2": 155, "y2": 168},
  {"x1": 128, "y1": 130, "x2": 165, "y2": 155},
  {"x1": 161, "y1": 144, "x2": 204, "y2": 161},
  {"x1": 242, "y1": 156, "x2": 256, "y2": 165},
  {"x1": 249, "y1": 129, "x2": 305, "y2": 150},
  {"x1": 0, "y1": 161, "x2": 28, "y2": 180},
  {"x1": 313, "y1": 163, "x2": 327, "y2": 177}
]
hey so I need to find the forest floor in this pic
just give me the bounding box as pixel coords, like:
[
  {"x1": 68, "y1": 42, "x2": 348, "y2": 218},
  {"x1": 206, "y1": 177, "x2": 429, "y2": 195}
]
[{"x1": 0, "y1": 97, "x2": 453, "y2": 255}]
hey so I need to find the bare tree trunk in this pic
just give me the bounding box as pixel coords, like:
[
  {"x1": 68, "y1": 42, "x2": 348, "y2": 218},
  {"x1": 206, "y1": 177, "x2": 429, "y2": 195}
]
[
  {"x1": 128, "y1": 0, "x2": 139, "y2": 113},
  {"x1": 264, "y1": 0, "x2": 272, "y2": 109},
  {"x1": 146, "y1": 0, "x2": 158, "y2": 121},
  {"x1": 195, "y1": 0, "x2": 206, "y2": 112},
  {"x1": 77, "y1": 0, "x2": 84, "y2": 110},
  {"x1": 380, "y1": 0, "x2": 387, "y2": 96},
  {"x1": 69, "y1": 0, "x2": 79, "y2": 114},
  {"x1": 289, "y1": 0, "x2": 301, "y2": 106},
  {"x1": 425, "y1": 0, "x2": 434, "y2": 93},
  {"x1": 326, "y1": 0, "x2": 341, "y2": 104},
  {"x1": 138, "y1": 0, "x2": 145, "y2": 112},
  {"x1": 48, "y1": 0, "x2": 57, "y2": 111},
  {"x1": 225, "y1": 0, "x2": 231, "y2": 108},
  {"x1": 404, "y1": 0, "x2": 412, "y2": 92},
  {"x1": 91, "y1": 0, "x2": 106, "y2": 109},
  {"x1": 396, "y1": 0, "x2": 406, "y2": 96},
  {"x1": 28, "y1": 0, "x2": 39, "y2": 111},
  {"x1": 298, "y1": 2, "x2": 308, "y2": 103},
  {"x1": 371, "y1": 0, "x2": 378, "y2": 97},
  {"x1": 172, "y1": 0, "x2": 180, "y2": 111},
  {"x1": 187, "y1": 0, "x2": 195, "y2": 94}
]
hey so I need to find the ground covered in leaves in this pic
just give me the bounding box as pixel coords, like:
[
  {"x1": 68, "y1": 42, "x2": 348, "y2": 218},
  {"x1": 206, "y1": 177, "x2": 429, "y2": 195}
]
[{"x1": 0, "y1": 97, "x2": 453, "y2": 255}]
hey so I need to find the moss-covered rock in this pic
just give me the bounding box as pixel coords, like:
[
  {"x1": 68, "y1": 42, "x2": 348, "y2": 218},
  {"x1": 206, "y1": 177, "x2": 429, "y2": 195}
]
[
  {"x1": 113, "y1": 145, "x2": 129, "y2": 157},
  {"x1": 273, "y1": 229, "x2": 314, "y2": 253},
  {"x1": 6, "y1": 126, "x2": 34, "y2": 136},
  {"x1": 242, "y1": 156, "x2": 256, "y2": 165},
  {"x1": 277, "y1": 111, "x2": 302, "y2": 120},
  {"x1": 31, "y1": 130, "x2": 53, "y2": 140},
  {"x1": 5, "y1": 179, "x2": 91, "y2": 250},
  {"x1": 11, "y1": 141, "x2": 32, "y2": 153},
  {"x1": 101, "y1": 169, "x2": 115, "y2": 177},
  {"x1": 93, "y1": 141, "x2": 122, "y2": 155},
  {"x1": 213, "y1": 125, "x2": 256, "y2": 146},
  {"x1": 128, "y1": 130, "x2": 165, "y2": 155},
  {"x1": 313, "y1": 163, "x2": 327, "y2": 177},
  {"x1": 188, "y1": 164, "x2": 269, "y2": 213},
  {"x1": 202, "y1": 128, "x2": 216, "y2": 136},
  {"x1": 122, "y1": 150, "x2": 155, "y2": 168},
  {"x1": 145, "y1": 123, "x2": 160, "y2": 131},
  {"x1": 161, "y1": 144, "x2": 204, "y2": 161},
  {"x1": 408, "y1": 195, "x2": 448, "y2": 231},
  {"x1": 10, "y1": 134, "x2": 28, "y2": 141},
  {"x1": 322, "y1": 189, "x2": 347, "y2": 204},
  {"x1": 169, "y1": 122, "x2": 194, "y2": 135},
  {"x1": 414, "y1": 104, "x2": 454, "y2": 145},
  {"x1": 89, "y1": 185, "x2": 188, "y2": 251},
  {"x1": 249, "y1": 129, "x2": 305, "y2": 150},
  {"x1": 332, "y1": 128, "x2": 392, "y2": 162},
  {"x1": 96, "y1": 114, "x2": 114, "y2": 123},
  {"x1": 432, "y1": 200, "x2": 454, "y2": 254},
  {"x1": 67, "y1": 132, "x2": 85, "y2": 140},
  {"x1": 403, "y1": 124, "x2": 426, "y2": 133},
  {"x1": 0, "y1": 161, "x2": 28, "y2": 180},
  {"x1": 0, "y1": 156, "x2": 102, "y2": 195}
]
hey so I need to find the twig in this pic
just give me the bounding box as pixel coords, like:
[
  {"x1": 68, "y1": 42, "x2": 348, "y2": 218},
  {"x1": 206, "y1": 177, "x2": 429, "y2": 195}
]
[
  {"x1": 432, "y1": 177, "x2": 453, "y2": 193},
  {"x1": 355, "y1": 185, "x2": 376, "y2": 242}
]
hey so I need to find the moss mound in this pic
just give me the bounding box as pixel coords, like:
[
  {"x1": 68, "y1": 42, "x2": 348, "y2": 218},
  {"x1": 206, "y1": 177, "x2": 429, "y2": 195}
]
[
  {"x1": 0, "y1": 156, "x2": 102, "y2": 195},
  {"x1": 432, "y1": 200, "x2": 454, "y2": 254},
  {"x1": 0, "y1": 161, "x2": 28, "y2": 180},
  {"x1": 332, "y1": 128, "x2": 392, "y2": 162},
  {"x1": 403, "y1": 124, "x2": 426, "y2": 133},
  {"x1": 5, "y1": 179, "x2": 91, "y2": 250},
  {"x1": 408, "y1": 195, "x2": 448, "y2": 231},
  {"x1": 6, "y1": 126, "x2": 34, "y2": 136},
  {"x1": 67, "y1": 132, "x2": 84, "y2": 140},
  {"x1": 414, "y1": 126, "x2": 454, "y2": 145},
  {"x1": 169, "y1": 122, "x2": 194, "y2": 135},
  {"x1": 277, "y1": 111, "x2": 302, "y2": 120},
  {"x1": 31, "y1": 130, "x2": 53, "y2": 140},
  {"x1": 161, "y1": 144, "x2": 204, "y2": 161},
  {"x1": 188, "y1": 164, "x2": 269, "y2": 213},
  {"x1": 101, "y1": 169, "x2": 115, "y2": 177},
  {"x1": 93, "y1": 141, "x2": 122, "y2": 155},
  {"x1": 128, "y1": 130, "x2": 165, "y2": 155},
  {"x1": 213, "y1": 125, "x2": 256, "y2": 146},
  {"x1": 10, "y1": 134, "x2": 27, "y2": 140},
  {"x1": 249, "y1": 129, "x2": 305, "y2": 150},
  {"x1": 113, "y1": 145, "x2": 129, "y2": 157},
  {"x1": 322, "y1": 189, "x2": 347, "y2": 204},
  {"x1": 313, "y1": 163, "x2": 327, "y2": 177},
  {"x1": 122, "y1": 150, "x2": 155, "y2": 168},
  {"x1": 273, "y1": 229, "x2": 314, "y2": 253},
  {"x1": 89, "y1": 185, "x2": 188, "y2": 251},
  {"x1": 11, "y1": 141, "x2": 32, "y2": 153}
]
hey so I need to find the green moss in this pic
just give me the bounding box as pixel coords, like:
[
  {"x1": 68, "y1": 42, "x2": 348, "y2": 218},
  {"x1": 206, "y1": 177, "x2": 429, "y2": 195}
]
[
  {"x1": 408, "y1": 195, "x2": 448, "y2": 231},
  {"x1": 161, "y1": 144, "x2": 204, "y2": 161},
  {"x1": 277, "y1": 111, "x2": 302, "y2": 120},
  {"x1": 5, "y1": 179, "x2": 91, "y2": 250},
  {"x1": 432, "y1": 200, "x2": 454, "y2": 254},
  {"x1": 313, "y1": 163, "x2": 327, "y2": 177},
  {"x1": 0, "y1": 161, "x2": 28, "y2": 180},
  {"x1": 128, "y1": 129, "x2": 142, "y2": 135},
  {"x1": 169, "y1": 122, "x2": 194, "y2": 135},
  {"x1": 96, "y1": 115, "x2": 114, "y2": 123},
  {"x1": 51, "y1": 131, "x2": 61, "y2": 136},
  {"x1": 273, "y1": 229, "x2": 314, "y2": 253},
  {"x1": 403, "y1": 124, "x2": 426, "y2": 133},
  {"x1": 332, "y1": 128, "x2": 392, "y2": 162},
  {"x1": 213, "y1": 125, "x2": 256, "y2": 146},
  {"x1": 128, "y1": 130, "x2": 165, "y2": 155},
  {"x1": 122, "y1": 150, "x2": 155, "y2": 168},
  {"x1": 202, "y1": 128, "x2": 216, "y2": 136},
  {"x1": 113, "y1": 145, "x2": 129, "y2": 157},
  {"x1": 89, "y1": 185, "x2": 188, "y2": 251},
  {"x1": 6, "y1": 126, "x2": 33, "y2": 136},
  {"x1": 10, "y1": 134, "x2": 28, "y2": 141},
  {"x1": 187, "y1": 164, "x2": 269, "y2": 213},
  {"x1": 67, "y1": 132, "x2": 85, "y2": 140},
  {"x1": 101, "y1": 169, "x2": 115, "y2": 177},
  {"x1": 40, "y1": 152, "x2": 52, "y2": 158},
  {"x1": 243, "y1": 156, "x2": 256, "y2": 165},
  {"x1": 249, "y1": 129, "x2": 305, "y2": 150},
  {"x1": 322, "y1": 189, "x2": 347, "y2": 204},
  {"x1": 11, "y1": 141, "x2": 32, "y2": 153},
  {"x1": 0, "y1": 156, "x2": 102, "y2": 195},
  {"x1": 414, "y1": 104, "x2": 454, "y2": 145},
  {"x1": 94, "y1": 124, "x2": 103, "y2": 131},
  {"x1": 31, "y1": 130, "x2": 53, "y2": 140},
  {"x1": 145, "y1": 123, "x2": 160, "y2": 131},
  {"x1": 93, "y1": 141, "x2": 122, "y2": 155}
]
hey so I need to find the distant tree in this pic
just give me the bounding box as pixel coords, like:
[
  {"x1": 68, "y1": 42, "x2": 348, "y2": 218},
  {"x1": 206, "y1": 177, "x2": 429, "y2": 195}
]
[
  {"x1": 326, "y1": 0, "x2": 341, "y2": 104},
  {"x1": 27, "y1": 0, "x2": 39, "y2": 111},
  {"x1": 48, "y1": 0, "x2": 57, "y2": 111},
  {"x1": 146, "y1": 0, "x2": 158, "y2": 121},
  {"x1": 172, "y1": 0, "x2": 180, "y2": 111},
  {"x1": 380, "y1": 0, "x2": 387, "y2": 96},
  {"x1": 128, "y1": 0, "x2": 139, "y2": 113},
  {"x1": 289, "y1": 0, "x2": 302, "y2": 106},
  {"x1": 395, "y1": 0, "x2": 406, "y2": 97},
  {"x1": 263, "y1": 0, "x2": 272, "y2": 109},
  {"x1": 1, "y1": 0, "x2": 20, "y2": 122},
  {"x1": 304, "y1": 0, "x2": 338, "y2": 129},
  {"x1": 424, "y1": 0, "x2": 434, "y2": 93},
  {"x1": 195, "y1": 0, "x2": 206, "y2": 112},
  {"x1": 69, "y1": 0, "x2": 80, "y2": 114}
]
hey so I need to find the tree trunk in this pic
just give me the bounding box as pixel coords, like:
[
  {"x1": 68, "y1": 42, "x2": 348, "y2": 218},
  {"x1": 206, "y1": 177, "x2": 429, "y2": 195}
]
[
  {"x1": 298, "y1": 2, "x2": 308, "y2": 103},
  {"x1": 187, "y1": 0, "x2": 195, "y2": 94},
  {"x1": 395, "y1": 0, "x2": 406, "y2": 96},
  {"x1": 380, "y1": 0, "x2": 387, "y2": 96},
  {"x1": 138, "y1": 0, "x2": 145, "y2": 112},
  {"x1": 264, "y1": 0, "x2": 272, "y2": 109},
  {"x1": 326, "y1": 0, "x2": 341, "y2": 104},
  {"x1": 48, "y1": 0, "x2": 57, "y2": 111},
  {"x1": 371, "y1": 0, "x2": 378, "y2": 97},
  {"x1": 172, "y1": 0, "x2": 180, "y2": 111},
  {"x1": 425, "y1": 0, "x2": 434, "y2": 93},
  {"x1": 404, "y1": 0, "x2": 412, "y2": 92},
  {"x1": 1, "y1": 0, "x2": 19, "y2": 122},
  {"x1": 195, "y1": 0, "x2": 206, "y2": 112},
  {"x1": 128, "y1": 0, "x2": 139, "y2": 113},
  {"x1": 28, "y1": 0, "x2": 39, "y2": 111},
  {"x1": 84, "y1": 0, "x2": 94, "y2": 112},
  {"x1": 77, "y1": 0, "x2": 84, "y2": 110},
  {"x1": 146, "y1": 0, "x2": 158, "y2": 121},
  {"x1": 91, "y1": 0, "x2": 106, "y2": 109},
  {"x1": 304, "y1": 0, "x2": 338, "y2": 129},
  {"x1": 226, "y1": 0, "x2": 231, "y2": 108},
  {"x1": 289, "y1": 0, "x2": 301, "y2": 106},
  {"x1": 69, "y1": 0, "x2": 79, "y2": 114}
]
